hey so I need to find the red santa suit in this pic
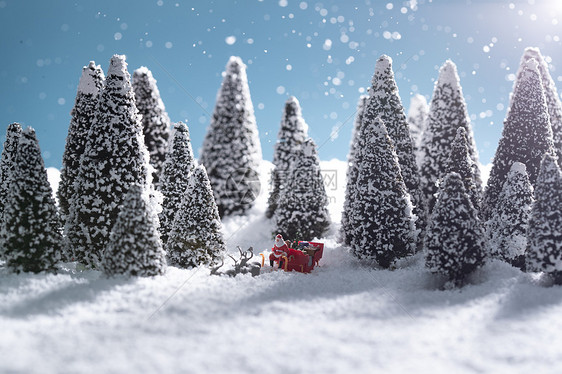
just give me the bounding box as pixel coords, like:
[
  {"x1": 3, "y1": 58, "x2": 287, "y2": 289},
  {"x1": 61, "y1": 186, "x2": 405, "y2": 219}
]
[{"x1": 270, "y1": 234, "x2": 289, "y2": 266}]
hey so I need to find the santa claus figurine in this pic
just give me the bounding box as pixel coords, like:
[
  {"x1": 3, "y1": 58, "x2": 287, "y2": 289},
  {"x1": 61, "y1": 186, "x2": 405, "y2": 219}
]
[{"x1": 270, "y1": 234, "x2": 289, "y2": 268}]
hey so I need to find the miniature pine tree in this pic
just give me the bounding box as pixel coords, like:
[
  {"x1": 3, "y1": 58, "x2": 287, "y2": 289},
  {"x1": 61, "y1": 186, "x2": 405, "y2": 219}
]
[
  {"x1": 340, "y1": 95, "x2": 368, "y2": 246},
  {"x1": 58, "y1": 61, "x2": 105, "y2": 225},
  {"x1": 103, "y1": 184, "x2": 166, "y2": 277},
  {"x1": 444, "y1": 127, "x2": 481, "y2": 211},
  {"x1": 486, "y1": 162, "x2": 533, "y2": 270},
  {"x1": 65, "y1": 55, "x2": 151, "y2": 267},
  {"x1": 406, "y1": 94, "x2": 429, "y2": 167},
  {"x1": 166, "y1": 165, "x2": 225, "y2": 268},
  {"x1": 425, "y1": 172, "x2": 486, "y2": 287},
  {"x1": 200, "y1": 56, "x2": 262, "y2": 217},
  {"x1": 274, "y1": 138, "x2": 330, "y2": 240},
  {"x1": 513, "y1": 48, "x2": 562, "y2": 159},
  {"x1": 266, "y1": 96, "x2": 308, "y2": 218},
  {"x1": 420, "y1": 60, "x2": 481, "y2": 213},
  {"x1": 1, "y1": 128, "x2": 62, "y2": 273},
  {"x1": 350, "y1": 117, "x2": 416, "y2": 268},
  {"x1": 158, "y1": 122, "x2": 196, "y2": 246},
  {"x1": 482, "y1": 58, "x2": 555, "y2": 221},
  {"x1": 133, "y1": 67, "x2": 171, "y2": 184},
  {"x1": 0, "y1": 123, "x2": 22, "y2": 260},
  {"x1": 526, "y1": 154, "x2": 562, "y2": 283},
  {"x1": 364, "y1": 55, "x2": 426, "y2": 236}
]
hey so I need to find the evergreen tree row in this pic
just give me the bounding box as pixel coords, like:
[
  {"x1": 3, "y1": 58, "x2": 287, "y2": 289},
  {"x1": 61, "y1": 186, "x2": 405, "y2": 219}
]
[{"x1": 341, "y1": 48, "x2": 562, "y2": 287}]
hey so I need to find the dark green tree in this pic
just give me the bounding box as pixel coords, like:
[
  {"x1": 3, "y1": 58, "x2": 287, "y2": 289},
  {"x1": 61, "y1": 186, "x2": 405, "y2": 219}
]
[
  {"x1": 266, "y1": 96, "x2": 308, "y2": 219},
  {"x1": 58, "y1": 61, "x2": 104, "y2": 224},
  {"x1": 65, "y1": 55, "x2": 151, "y2": 267},
  {"x1": 444, "y1": 127, "x2": 481, "y2": 211},
  {"x1": 350, "y1": 117, "x2": 416, "y2": 268},
  {"x1": 274, "y1": 138, "x2": 330, "y2": 240},
  {"x1": 514, "y1": 48, "x2": 562, "y2": 159},
  {"x1": 526, "y1": 154, "x2": 562, "y2": 283},
  {"x1": 167, "y1": 165, "x2": 225, "y2": 268},
  {"x1": 103, "y1": 184, "x2": 166, "y2": 277},
  {"x1": 133, "y1": 67, "x2": 171, "y2": 184},
  {"x1": 424, "y1": 172, "x2": 486, "y2": 287},
  {"x1": 0, "y1": 123, "x2": 22, "y2": 261},
  {"x1": 420, "y1": 60, "x2": 481, "y2": 213},
  {"x1": 482, "y1": 58, "x2": 555, "y2": 221},
  {"x1": 1, "y1": 128, "x2": 62, "y2": 273},
  {"x1": 340, "y1": 95, "x2": 368, "y2": 246},
  {"x1": 158, "y1": 122, "x2": 196, "y2": 246},
  {"x1": 364, "y1": 55, "x2": 425, "y2": 239},
  {"x1": 200, "y1": 56, "x2": 262, "y2": 217},
  {"x1": 486, "y1": 162, "x2": 533, "y2": 270}
]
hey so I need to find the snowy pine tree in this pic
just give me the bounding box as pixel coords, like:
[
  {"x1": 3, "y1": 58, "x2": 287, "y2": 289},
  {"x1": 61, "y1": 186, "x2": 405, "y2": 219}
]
[
  {"x1": 273, "y1": 138, "x2": 330, "y2": 240},
  {"x1": 58, "y1": 61, "x2": 104, "y2": 224},
  {"x1": 513, "y1": 48, "x2": 562, "y2": 159},
  {"x1": 482, "y1": 58, "x2": 555, "y2": 221},
  {"x1": 425, "y1": 172, "x2": 486, "y2": 287},
  {"x1": 364, "y1": 55, "x2": 425, "y2": 236},
  {"x1": 266, "y1": 96, "x2": 308, "y2": 219},
  {"x1": 158, "y1": 122, "x2": 196, "y2": 246},
  {"x1": 0, "y1": 123, "x2": 22, "y2": 260},
  {"x1": 133, "y1": 67, "x2": 171, "y2": 184},
  {"x1": 340, "y1": 95, "x2": 368, "y2": 246},
  {"x1": 200, "y1": 56, "x2": 262, "y2": 217},
  {"x1": 103, "y1": 184, "x2": 166, "y2": 277},
  {"x1": 1, "y1": 128, "x2": 62, "y2": 273},
  {"x1": 486, "y1": 162, "x2": 533, "y2": 270},
  {"x1": 65, "y1": 55, "x2": 151, "y2": 267},
  {"x1": 444, "y1": 127, "x2": 481, "y2": 211},
  {"x1": 167, "y1": 165, "x2": 225, "y2": 268},
  {"x1": 350, "y1": 117, "x2": 416, "y2": 268},
  {"x1": 407, "y1": 93, "x2": 429, "y2": 165},
  {"x1": 526, "y1": 154, "x2": 562, "y2": 283},
  {"x1": 420, "y1": 60, "x2": 481, "y2": 213}
]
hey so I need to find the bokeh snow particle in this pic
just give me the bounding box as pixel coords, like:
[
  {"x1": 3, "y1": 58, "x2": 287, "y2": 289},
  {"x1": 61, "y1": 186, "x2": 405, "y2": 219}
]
[
  {"x1": 276, "y1": 86, "x2": 286, "y2": 95},
  {"x1": 57, "y1": 98, "x2": 65, "y2": 105},
  {"x1": 114, "y1": 32, "x2": 122, "y2": 41},
  {"x1": 225, "y1": 36, "x2": 236, "y2": 45},
  {"x1": 279, "y1": 0, "x2": 288, "y2": 7},
  {"x1": 165, "y1": 41, "x2": 173, "y2": 48},
  {"x1": 299, "y1": 1, "x2": 308, "y2": 10}
]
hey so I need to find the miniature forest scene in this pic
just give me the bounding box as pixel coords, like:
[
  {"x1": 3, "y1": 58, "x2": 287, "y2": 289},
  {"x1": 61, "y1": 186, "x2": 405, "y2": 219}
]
[{"x1": 2, "y1": 1, "x2": 562, "y2": 373}]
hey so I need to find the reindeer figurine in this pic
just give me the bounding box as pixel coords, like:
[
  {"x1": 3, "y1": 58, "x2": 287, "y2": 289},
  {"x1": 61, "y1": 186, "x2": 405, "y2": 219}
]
[{"x1": 210, "y1": 247, "x2": 261, "y2": 277}]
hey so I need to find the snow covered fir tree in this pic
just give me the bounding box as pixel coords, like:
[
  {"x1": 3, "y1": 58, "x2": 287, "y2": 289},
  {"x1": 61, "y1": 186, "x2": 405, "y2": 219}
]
[
  {"x1": 132, "y1": 66, "x2": 171, "y2": 184},
  {"x1": 102, "y1": 184, "x2": 166, "y2": 277},
  {"x1": 350, "y1": 117, "x2": 416, "y2": 268},
  {"x1": 0, "y1": 122, "x2": 22, "y2": 260},
  {"x1": 482, "y1": 58, "x2": 555, "y2": 221},
  {"x1": 513, "y1": 48, "x2": 562, "y2": 159},
  {"x1": 526, "y1": 154, "x2": 562, "y2": 283},
  {"x1": 340, "y1": 95, "x2": 368, "y2": 246},
  {"x1": 424, "y1": 172, "x2": 486, "y2": 287},
  {"x1": 363, "y1": 55, "x2": 425, "y2": 237},
  {"x1": 158, "y1": 121, "x2": 196, "y2": 246},
  {"x1": 273, "y1": 138, "x2": 330, "y2": 240},
  {"x1": 486, "y1": 162, "x2": 533, "y2": 270},
  {"x1": 420, "y1": 60, "x2": 481, "y2": 213},
  {"x1": 1, "y1": 128, "x2": 62, "y2": 273},
  {"x1": 406, "y1": 93, "x2": 429, "y2": 166},
  {"x1": 199, "y1": 56, "x2": 262, "y2": 217},
  {"x1": 166, "y1": 165, "x2": 225, "y2": 268},
  {"x1": 444, "y1": 127, "x2": 481, "y2": 211},
  {"x1": 58, "y1": 61, "x2": 105, "y2": 224},
  {"x1": 266, "y1": 96, "x2": 308, "y2": 219},
  {"x1": 64, "y1": 55, "x2": 151, "y2": 267}
]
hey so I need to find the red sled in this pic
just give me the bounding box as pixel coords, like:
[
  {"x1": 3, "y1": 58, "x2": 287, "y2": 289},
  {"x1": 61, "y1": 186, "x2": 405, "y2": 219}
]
[{"x1": 260, "y1": 241, "x2": 324, "y2": 273}]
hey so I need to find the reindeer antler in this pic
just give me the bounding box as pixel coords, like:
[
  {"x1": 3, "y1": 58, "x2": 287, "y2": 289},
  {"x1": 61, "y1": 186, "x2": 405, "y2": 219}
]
[{"x1": 210, "y1": 258, "x2": 225, "y2": 275}]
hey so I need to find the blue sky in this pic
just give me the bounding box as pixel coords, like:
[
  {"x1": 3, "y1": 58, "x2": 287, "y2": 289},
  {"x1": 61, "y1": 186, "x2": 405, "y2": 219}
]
[{"x1": 1, "y1": 0, "x2": 562, "y2": 168}]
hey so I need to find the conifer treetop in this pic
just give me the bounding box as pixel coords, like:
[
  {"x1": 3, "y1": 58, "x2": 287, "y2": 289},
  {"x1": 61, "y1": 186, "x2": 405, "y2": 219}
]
[
  {"x1": 78, "y1": 61, "x2": 105, "y2": 95},
  {"x1": 106, "y1": 55, "x2": 133, "y2": 94},
  {"x1": 437, "y1": 60, "x2": 461, "y2": 88}
]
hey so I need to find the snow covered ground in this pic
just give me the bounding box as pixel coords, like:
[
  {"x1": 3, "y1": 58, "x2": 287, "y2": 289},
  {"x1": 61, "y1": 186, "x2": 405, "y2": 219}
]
[{"x1": 2, "y1": 160, "x2": 562, "y2": 373}]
